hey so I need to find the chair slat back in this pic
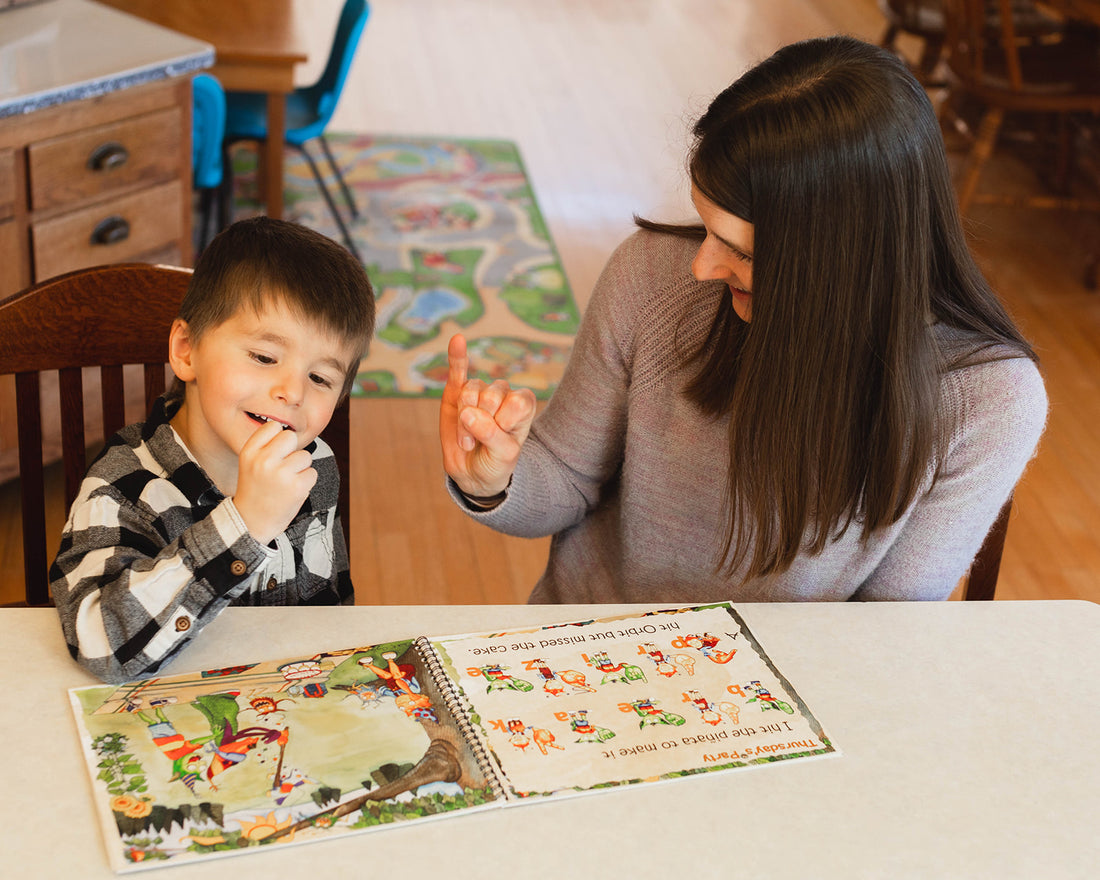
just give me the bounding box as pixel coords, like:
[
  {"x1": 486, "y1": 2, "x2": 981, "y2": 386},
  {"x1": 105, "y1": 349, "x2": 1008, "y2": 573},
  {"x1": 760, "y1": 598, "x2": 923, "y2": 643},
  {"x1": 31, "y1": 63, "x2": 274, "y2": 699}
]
[
  {"x1": 0, "y1": 263, "x2": 193, "y2": 606},
  {"x1": 963, "y1": 494, "x2": 1013, "y2": 600},
  {"x1": 943, "y1": 0, "x2": 1064, "y2": 94},
  {"x1": 944, "y1": 0, "x2": 989, "y2": 88},
  {"x1": 312, "y1": 0, "x2": 370, "y2": 122}
]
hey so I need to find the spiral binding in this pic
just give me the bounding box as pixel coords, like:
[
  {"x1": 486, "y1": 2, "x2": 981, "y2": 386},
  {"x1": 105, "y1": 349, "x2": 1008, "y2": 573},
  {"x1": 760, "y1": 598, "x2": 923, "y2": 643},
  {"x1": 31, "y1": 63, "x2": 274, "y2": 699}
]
[{"x1": 413, "y1": 636, "x2": 509, "y2": 800}]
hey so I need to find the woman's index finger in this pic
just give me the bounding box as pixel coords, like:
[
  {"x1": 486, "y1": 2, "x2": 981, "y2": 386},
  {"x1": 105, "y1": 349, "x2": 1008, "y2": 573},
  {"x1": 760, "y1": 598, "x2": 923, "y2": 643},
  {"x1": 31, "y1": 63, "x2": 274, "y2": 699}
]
[{"x1": 447, "y1": 333, "x2": 469, "y2": 388}]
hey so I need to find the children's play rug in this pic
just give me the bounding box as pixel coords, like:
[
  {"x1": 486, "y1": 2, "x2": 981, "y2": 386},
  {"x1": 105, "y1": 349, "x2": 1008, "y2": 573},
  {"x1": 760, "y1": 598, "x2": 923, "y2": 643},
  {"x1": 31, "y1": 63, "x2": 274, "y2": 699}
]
[{"x1": 230, "y1": 134, "x2": 579, "y2": 398}]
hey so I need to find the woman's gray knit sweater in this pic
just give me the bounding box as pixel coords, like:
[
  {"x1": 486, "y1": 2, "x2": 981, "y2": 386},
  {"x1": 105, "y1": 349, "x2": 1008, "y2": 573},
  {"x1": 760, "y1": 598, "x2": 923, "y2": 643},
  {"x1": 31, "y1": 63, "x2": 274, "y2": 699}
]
[{"x1": 450, "y1": 230, "x2": 1048, "y2": 604}]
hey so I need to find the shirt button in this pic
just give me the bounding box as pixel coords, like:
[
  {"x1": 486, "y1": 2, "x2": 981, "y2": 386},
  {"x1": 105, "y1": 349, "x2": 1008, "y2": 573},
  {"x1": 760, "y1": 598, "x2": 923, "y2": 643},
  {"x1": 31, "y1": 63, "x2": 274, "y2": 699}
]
[
  {"x1": 266, "y1": 576, "x2": 278, "y2": 591},
  {"x1": 230, "y1": 560, "x2": 247, "y2": 576},
  {"x1": 174, "y1": 616, "x2": 191, "y2": 632}
]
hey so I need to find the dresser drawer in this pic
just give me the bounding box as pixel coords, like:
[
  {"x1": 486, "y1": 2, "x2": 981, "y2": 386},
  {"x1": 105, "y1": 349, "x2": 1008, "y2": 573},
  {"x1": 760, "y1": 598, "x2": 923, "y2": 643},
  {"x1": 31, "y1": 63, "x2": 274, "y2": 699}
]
[
  {"x1": 26, "y1": 107, "x2": 183, "y2": 212},
  {"x1": 31, "y1": 180, "x2": 184, "y2": 280},
  {"x1": 0, "y1": 148, "x2": 14, "y2": 222},
  {"x1": 0, "y1": 217, "x2": 20, "y2": 295}
]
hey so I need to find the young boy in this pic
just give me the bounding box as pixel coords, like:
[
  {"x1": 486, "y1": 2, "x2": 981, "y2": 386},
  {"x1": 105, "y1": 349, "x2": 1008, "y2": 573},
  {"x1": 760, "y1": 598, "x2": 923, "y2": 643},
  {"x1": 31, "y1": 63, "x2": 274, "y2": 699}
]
[{"x1": 51, "y1": 217, "x2": 375, "y2": 683}]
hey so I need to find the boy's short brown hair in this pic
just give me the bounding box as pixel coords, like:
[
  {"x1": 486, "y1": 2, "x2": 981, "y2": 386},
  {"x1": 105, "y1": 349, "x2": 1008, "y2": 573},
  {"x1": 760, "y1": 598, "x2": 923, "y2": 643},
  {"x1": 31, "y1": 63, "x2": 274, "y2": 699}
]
[{"x1": 179, "y1": 217, "x2": 375, "y2": 395}]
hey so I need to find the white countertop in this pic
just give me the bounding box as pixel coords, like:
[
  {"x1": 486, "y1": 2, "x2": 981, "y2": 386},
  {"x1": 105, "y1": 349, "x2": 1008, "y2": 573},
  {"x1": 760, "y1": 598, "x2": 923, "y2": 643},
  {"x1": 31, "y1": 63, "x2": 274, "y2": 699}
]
[
  {"x1": 0, "y1": 0, "x2": 212, "y2": 118},
  {"x1": 2, "y1": 600, "x2": 1098, "y2": 879}
]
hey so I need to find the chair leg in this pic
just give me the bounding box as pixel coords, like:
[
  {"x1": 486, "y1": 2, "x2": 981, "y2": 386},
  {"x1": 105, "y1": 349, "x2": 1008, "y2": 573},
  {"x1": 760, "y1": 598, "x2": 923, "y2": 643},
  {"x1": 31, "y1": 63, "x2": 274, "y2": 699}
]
[
  {"x1": 319, "y1": 134, "x2": 359, "y2": 219},
  {"x1": 219, "y1": 143, "x2": 236, "y2": 231},
  {"x1": 293, "y1": 142, "x2": 363, "y2": 262},
  {"x1": 196, "y1": 187, "x2": 216, "y2": 255},
  {"x1": 957, "y1": 107, "x2": 1004, "y2": 214}
]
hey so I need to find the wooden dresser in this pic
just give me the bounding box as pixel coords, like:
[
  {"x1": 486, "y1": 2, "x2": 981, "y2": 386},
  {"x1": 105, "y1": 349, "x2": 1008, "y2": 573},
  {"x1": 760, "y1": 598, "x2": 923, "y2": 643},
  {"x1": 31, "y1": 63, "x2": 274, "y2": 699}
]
[{"x1": 0, "y1": 0, "x2": 212, "y2": 482}]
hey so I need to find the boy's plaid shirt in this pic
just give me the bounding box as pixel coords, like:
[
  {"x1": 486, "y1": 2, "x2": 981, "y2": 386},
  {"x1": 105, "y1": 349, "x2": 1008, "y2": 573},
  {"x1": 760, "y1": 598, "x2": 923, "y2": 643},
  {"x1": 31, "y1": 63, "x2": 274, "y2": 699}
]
[{"x1": 50, "y1": 395, "x2": 352, "y2": 683}]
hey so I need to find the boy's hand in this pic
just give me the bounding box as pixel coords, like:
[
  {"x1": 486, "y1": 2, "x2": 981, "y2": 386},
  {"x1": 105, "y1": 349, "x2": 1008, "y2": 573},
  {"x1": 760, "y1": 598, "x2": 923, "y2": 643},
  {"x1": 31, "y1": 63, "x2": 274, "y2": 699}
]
[
  {"x1": 234, "y1": 419, "x2": 317, "y2": 545},
  {"x1": 440, "y1": 334, "x2": 536, "y2": 497}
]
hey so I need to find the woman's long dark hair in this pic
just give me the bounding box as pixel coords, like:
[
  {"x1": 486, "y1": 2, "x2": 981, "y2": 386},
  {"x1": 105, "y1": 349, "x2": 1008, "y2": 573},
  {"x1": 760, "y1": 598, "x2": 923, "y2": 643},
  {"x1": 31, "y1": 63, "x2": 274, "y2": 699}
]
[{"x1": 641, "y1": 35, "x2": 1036, "y2": 580}]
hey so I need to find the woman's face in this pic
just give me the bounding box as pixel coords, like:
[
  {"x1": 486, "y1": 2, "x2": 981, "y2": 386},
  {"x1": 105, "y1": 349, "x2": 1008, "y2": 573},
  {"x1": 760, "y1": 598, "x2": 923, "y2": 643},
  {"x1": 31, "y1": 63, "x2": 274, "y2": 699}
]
[{"x1": 690, "y1": 186, "x2": 754, "y2": 323}]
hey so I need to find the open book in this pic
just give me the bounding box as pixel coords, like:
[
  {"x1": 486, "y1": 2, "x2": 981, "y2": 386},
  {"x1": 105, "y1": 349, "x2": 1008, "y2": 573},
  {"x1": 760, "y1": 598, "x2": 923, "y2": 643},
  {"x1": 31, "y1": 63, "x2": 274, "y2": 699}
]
[{"x1": 70, "y1": 603, "x2": 837, "y2": 872}]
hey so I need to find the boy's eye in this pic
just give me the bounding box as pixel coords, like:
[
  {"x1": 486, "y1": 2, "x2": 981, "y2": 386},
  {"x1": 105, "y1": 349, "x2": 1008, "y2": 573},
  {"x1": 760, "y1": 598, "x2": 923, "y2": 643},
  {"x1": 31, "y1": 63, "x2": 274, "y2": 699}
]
[
  {"x1": 250, "y1": 352, "x2": 276, "y2": 365},
  {"x1": 310, "y1": 373, "x2": 335, "y2": 389}
]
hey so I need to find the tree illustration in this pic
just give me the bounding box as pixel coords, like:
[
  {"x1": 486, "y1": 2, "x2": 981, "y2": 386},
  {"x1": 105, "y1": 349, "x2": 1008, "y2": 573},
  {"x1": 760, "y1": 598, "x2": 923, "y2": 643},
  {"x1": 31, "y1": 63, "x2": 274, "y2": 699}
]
[
  {"x1": 267, "y1": 641, "x2": 488, "y2": 841},
  {"x1": 93, "y1": 732, "x2": 148, "y2": 797}
]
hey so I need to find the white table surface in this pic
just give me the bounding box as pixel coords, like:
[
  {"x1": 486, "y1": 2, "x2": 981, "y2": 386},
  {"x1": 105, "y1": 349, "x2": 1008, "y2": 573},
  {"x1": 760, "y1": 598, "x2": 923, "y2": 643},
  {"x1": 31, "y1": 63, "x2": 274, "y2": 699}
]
[
  {"x1": 2, "y1": 601, "x2": 1098, "y2": 879},
  {"x1": 0, "y1": 0, "x2": 212, "y2": 116}
]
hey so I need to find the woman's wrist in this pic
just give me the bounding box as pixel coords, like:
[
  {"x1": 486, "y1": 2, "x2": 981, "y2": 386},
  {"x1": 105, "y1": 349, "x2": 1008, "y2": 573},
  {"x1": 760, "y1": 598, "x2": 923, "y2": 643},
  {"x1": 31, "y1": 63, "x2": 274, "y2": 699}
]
[{"x1": 456, "y1": 478, "x2": 511, "y2": 510}]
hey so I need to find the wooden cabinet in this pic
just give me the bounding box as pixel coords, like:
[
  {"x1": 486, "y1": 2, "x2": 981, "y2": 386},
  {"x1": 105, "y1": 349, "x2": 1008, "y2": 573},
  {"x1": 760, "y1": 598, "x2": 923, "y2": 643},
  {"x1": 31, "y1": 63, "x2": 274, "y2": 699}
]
[
  {"x1": 0, "y1": 76, "x2": 195, "y2": 483},
  {"x1": 1, "y1": 77, "x2": 193, "y2": 282},
  {"x1": 0, "y1": 147, "x2": 17, "y2": 293}
]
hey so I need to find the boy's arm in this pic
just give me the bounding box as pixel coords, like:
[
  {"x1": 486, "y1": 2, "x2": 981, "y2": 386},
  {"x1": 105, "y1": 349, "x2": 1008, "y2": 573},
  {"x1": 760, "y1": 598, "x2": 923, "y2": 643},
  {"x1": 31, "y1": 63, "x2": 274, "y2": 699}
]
[{"x1": 51, "y1": 487, "x2": 269, "y2": 683}]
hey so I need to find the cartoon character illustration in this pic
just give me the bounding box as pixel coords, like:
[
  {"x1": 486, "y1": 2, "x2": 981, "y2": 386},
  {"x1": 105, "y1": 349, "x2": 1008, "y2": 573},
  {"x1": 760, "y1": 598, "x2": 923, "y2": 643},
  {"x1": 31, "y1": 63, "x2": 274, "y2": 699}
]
[
  {"x1": 528, "y1": 658, "x2": 596, "y2": 695},
  {"x1": 683, "y1": 690, "x2": 723, "y2": 726},
  {"x1": 357, "y1": 653, "x2": 438, "y2": 721},
  {"x1": 191, "y1": 693, "x2": 283, "y2": 789},
  {"x1": 673, "y1": 654, "x2": 697, "y2": 676},
  {"x1": 719, "y1": 702, "x2": 741, "y2": 725},
  {"x1": 276, "y1": 659, "x2": 330, "y2": 691},
  {"x1": 244, "y1": 695, "x2": 294, "y2": 718},
  {"x1": 640, "y1": 643, "x2": 680, "y2": 677},
  {"x1": 583, "y1": 651, "x2": 647, "y2": 685},
  {"x1": 567, "y1": 709, "x2": 616, "y2": 743},
  {"x1": 269, "y1": 765, "x2": 316, "y2": 806},
  {"x1": 506, "y1": 718, "x2": 565, "y2": 754},
  {"x1": 629, "y1": 698, "x2": 686, "y2": 728},
  {"x1": 506, "y1": 718, "x2": 531, "y2": 750},
  {"x1": 744, "y1": 681, "x2": 795, "y2": 715},
  {"x1": 135, "y1": 707, "x2": 212, "y2": 794},
  {"x1": 477, "y1": 664, "x2": 534, "y2": 693},
  {"x1": 335, "y1": 680, "x2": 389, "y2": 708},
  {"x1": 133, "y1": 693, "x2": 282, "y2": 793},
  {"x1": 678, "y1": 633, "x2": 738, "y2": 664}
]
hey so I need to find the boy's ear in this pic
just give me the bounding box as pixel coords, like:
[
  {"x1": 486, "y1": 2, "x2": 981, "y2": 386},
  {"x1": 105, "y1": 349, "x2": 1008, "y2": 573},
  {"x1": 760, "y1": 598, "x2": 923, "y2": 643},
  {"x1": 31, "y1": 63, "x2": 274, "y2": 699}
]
[{"x1": 168, "y1": 319, "x2": 197, "y2": 382}]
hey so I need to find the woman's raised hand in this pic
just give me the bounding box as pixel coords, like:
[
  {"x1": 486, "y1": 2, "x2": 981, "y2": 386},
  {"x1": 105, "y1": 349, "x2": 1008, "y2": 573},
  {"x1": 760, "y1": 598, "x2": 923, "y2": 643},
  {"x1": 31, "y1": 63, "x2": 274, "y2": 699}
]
[{"x1": 440, "y1": 334, "x2": 537, "y2": 497}]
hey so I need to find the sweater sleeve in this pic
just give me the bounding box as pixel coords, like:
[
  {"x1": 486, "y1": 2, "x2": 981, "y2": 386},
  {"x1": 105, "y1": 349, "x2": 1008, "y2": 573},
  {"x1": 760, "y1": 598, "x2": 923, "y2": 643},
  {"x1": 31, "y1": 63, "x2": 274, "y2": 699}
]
[
  {"x1": 51, "y1": 481, "x2": 271, "y2": 683},
  {"x1": 450, "y1": 232, "x2": 654, "y2": 537},
  {"x1": 854, "y1": 355, "x2": 1048, "y2": 600}
]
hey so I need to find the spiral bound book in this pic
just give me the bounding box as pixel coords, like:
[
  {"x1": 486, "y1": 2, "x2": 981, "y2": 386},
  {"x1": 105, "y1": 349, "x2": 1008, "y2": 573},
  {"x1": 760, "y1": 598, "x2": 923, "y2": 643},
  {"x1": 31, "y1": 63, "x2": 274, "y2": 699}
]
[{"x1": 69, "y1": 603, "x2": 837, "y2": 872}]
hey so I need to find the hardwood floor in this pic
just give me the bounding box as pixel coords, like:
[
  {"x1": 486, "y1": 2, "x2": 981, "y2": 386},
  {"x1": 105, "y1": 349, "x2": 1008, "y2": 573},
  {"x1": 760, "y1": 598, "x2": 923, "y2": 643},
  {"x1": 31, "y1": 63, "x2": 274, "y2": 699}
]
[{"x1": 2, "y1": 0, "x2": 1097, "y2": 606}]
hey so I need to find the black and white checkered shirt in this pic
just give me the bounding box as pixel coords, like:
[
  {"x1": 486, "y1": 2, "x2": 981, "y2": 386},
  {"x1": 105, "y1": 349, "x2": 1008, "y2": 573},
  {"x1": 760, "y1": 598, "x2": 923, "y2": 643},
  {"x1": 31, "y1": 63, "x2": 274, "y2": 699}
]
[{"x1": 51, "y1": 394, "x2": 353, "y2": 683}]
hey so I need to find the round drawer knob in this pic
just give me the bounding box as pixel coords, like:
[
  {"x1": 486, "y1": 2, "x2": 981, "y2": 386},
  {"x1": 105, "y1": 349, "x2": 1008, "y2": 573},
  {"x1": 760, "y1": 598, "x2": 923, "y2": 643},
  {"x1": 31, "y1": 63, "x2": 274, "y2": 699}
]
[
  {"x1": 87, "y1": 141, "x2": 130, "y2": 172},
  {"x1": 90, "y1": 215, "x2": 131, "y2": 246}
]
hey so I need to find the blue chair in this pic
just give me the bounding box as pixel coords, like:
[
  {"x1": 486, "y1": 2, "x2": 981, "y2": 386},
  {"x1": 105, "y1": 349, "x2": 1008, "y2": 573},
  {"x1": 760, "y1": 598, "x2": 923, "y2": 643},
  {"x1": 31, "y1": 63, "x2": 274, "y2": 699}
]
[
  {"x1": 191, "y1": 72, "x2": 228, "y2": 255},
  {"x1": 223, "y1": 0, "x2": 369, "y2": 260}
]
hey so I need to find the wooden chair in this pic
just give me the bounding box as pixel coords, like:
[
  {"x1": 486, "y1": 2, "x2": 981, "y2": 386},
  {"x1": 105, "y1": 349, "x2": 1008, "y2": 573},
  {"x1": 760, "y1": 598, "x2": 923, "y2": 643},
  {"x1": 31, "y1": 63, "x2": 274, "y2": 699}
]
[
  {"x1": 962, "y1": 494, "x2": 1013, "y2": 600},
  {"x1": 879, "y1": 0, "x2": 950, "y2": 86},
  {"x1": 941, "y1": 0, "x2": 1100, "y2": 287},
  {"x1": 879, "y1": 1, "x2": 1062, "y2": 88},
  {"x1": 0, "y1": 263, "x2": 351, "y2": 607}
]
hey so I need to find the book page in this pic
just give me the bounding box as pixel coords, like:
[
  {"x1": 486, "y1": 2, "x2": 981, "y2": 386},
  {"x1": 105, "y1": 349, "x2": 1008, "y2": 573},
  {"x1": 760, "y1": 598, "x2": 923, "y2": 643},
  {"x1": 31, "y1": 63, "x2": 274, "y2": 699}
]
[
  {"x1": 69, "y1": 638, "x2": 503, "y2": 872},
  {"x1": 430, "y1": 604, "x2": 836, "y2": 798}
]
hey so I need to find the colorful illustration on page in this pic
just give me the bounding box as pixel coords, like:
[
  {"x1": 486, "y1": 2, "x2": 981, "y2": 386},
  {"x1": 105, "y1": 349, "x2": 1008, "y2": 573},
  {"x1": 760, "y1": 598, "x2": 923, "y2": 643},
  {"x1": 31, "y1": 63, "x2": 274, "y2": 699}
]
[
  {"x1": 430, "y1": 604, "x2": 835, "y2": 798},
  {"x1": 71, "y1": 640, "x2": 499, "y2": 871}
]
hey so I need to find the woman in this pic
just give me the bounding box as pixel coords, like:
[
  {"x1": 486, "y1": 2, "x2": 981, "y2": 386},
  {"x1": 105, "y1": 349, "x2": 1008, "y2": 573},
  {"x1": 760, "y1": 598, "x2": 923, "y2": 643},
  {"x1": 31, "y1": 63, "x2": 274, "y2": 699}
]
[{"x1": 439, "y1": 35, "x2": 1047, "y2": 603}]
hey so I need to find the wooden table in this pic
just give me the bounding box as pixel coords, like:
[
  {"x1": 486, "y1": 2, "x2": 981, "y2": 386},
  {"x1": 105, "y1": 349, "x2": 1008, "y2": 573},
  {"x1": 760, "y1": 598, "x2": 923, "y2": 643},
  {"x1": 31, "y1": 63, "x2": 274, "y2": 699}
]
[
  {"x1": 2, "y1": 601, "x2": 1098, "y2": 878},
  {"x1": 99, "y1": 0, "x2": 310, "y2": 220}
]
